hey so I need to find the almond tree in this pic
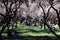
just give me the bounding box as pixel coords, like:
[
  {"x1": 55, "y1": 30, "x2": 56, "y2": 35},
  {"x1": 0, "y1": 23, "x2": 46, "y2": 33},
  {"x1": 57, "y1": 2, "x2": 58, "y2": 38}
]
[
  {"x1": 0, "y1": 0, "x2": 30, "y2": 38},
  {"x1": 39, "y1": 0, "x2": 60, "y2": 37},
  {"x1": 0, "y1": 0, "x2": 23, "y2": 38}
]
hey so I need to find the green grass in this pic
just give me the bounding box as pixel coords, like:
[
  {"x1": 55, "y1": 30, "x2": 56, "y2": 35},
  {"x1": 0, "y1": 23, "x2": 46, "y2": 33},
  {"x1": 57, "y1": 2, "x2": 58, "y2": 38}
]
[
  {"x1": 1, "y1": 24, "x2": 60, "y2": 37},
  {"x1": 15, "y1": 27, "x2": 60, "y2": 36}
]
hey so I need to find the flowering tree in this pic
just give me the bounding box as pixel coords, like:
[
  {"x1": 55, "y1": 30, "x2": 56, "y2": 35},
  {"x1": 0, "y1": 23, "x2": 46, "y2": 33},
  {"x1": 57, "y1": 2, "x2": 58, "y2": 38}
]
[
  {"x1": 0, "y1": 0, "x2": 29, "y2": 38},
  {"x1": 39, "y1": 0, "x2": 60, "y2": 37}
]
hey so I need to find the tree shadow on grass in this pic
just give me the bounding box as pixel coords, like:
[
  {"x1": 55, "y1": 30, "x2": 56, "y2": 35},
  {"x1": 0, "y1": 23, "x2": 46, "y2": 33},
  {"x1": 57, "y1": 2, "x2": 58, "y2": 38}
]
[
  {"x1": 2, "y1": 36, "x2": 60, "y2": 40},
  {"x1": 1, "y1": 29, "x2": 60, "y2": 40},
  {"x1": 16, "y1": 28, "x2": 51, "y2": 34},
  {"x1": 26, "y1": 29, "x2": 50, "y2": 33},
  {"x1": 1, "y1": 28, "x2": 60, "y2": 40}
]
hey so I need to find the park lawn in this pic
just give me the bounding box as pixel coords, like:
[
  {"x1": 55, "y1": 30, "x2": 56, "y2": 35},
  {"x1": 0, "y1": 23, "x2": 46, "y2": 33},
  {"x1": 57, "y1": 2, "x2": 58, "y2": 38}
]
[
  {"x1": 15, "y1": 25, "x2": 59, "y2": 36},
  {"x1": 1, "y1": 24, "x2": 60, "y2": 37}
]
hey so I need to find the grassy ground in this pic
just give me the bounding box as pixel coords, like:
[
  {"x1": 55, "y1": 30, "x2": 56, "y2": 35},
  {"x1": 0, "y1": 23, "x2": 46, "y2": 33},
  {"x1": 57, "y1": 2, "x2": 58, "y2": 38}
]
[
  {"x1": 16, "y1": 27, "x2": 60, "y2": 36},
  {"x1": 1, "y1": 24, "x2": 60, "y2": 37},
  {"x1": 0, "y1": 24, "x2": 60, "y2": 40}
]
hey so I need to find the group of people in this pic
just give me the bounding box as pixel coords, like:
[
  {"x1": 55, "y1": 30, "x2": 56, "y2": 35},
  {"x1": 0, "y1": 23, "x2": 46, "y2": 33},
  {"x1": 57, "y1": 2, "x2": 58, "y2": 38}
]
[
  {"x1": 19, "y1": 15, "x2": 58, "y2": 27},
  {"x1": 21, "y1": 18, "x2": 38, "y2": 27}
]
